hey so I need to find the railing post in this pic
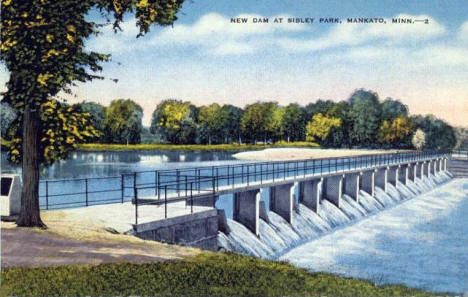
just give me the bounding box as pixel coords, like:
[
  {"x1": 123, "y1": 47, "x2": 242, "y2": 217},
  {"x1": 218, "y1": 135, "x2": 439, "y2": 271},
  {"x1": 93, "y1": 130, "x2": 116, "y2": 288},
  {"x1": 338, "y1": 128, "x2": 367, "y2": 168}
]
[
  {"x1": 177, "y1": 169, "x2": 180, "y2": 198},
  {"x1": 197, "y1": 169, "x2": 200, "y2": 194},
  {"x1": 154, "y1": 171, "x2": 158, "y2": 196},
  {"x1": 134, "y1": 175, "x2": 138, "y2": 225},
  {"x1": 247, "y1": 165, "x2": 250, "y2": 186},
  {"x1": 165, "y1": 185, "x2": 168, "y2": 219},
  {"x1": 190, "y1": 182, "x2": 193, "y2": 214},
  {"x1": 121, "y1": 174, "x2": 124, "y2": 203},
  {"x1": 85, "y1": 178, "x2": 89, "y2": 206},
  {"x1": 45, "y1": 181, "x2": 49, "y2": 210},
  {"x1": 185, "y1": 175, "x2": 188, "y2": 197}
]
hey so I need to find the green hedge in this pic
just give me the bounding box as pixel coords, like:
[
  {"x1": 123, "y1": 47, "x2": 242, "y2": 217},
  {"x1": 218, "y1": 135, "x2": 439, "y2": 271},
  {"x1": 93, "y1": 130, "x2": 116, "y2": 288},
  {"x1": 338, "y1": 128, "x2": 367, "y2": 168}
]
[{"x1": 0, "y1": 253, "x2": 437, "y2": 297}]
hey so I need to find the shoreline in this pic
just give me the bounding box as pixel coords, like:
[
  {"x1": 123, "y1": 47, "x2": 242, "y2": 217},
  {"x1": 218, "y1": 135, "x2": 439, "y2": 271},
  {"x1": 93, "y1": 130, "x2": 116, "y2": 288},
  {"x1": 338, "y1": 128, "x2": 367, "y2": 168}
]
[{"x1": 233, "y1": 147, "x2": 404, "y2": 161}]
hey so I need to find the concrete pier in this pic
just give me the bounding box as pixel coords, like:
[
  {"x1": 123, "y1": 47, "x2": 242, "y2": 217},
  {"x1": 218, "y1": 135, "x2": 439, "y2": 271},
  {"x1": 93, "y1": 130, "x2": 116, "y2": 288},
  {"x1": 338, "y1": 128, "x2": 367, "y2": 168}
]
[
  {"x1": 375, "y1": 167, "x2": 388, "y2": 192},
  {"x1": 233, "y1": 189, "x2": 260, "y2": 236},
  {"x1": 408, "y1": 163, "x2": 417, "y2": 181},
  {"x1": 323, "y1": 174, "x2": 344, "y2": 207},
  {"x1": 361, "y1": 169, "x2": 376, "y2": 197},
  {"x1": 416, "y1": 162, "x2": 423, "y2": 179},
  {"x1": 298, "y1": 178, "x2": 322, "y2": 212},
  {"x1": 344, "y1": 172, "x2": 360, "y2": 202},
  {"x1": 270, "y1": 183, "x2": 294, "y2": 224},
  {"x1": 422, "y1": 162, "x2": 429, "y2": 177},
  {"x1": 388, "y1": 165, "x2": 399, "y2": 186},
  {"x1": 399, "y1": 164, "x2": 408, "y2": 185}
]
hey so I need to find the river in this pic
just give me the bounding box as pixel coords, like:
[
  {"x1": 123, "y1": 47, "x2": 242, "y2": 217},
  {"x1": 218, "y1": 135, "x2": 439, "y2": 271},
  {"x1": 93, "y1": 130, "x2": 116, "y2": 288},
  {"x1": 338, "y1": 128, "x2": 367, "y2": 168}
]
[
  {"x1": 280, "y1": 178, "x2": 468, "y2": 294},
  {"x1": 1, "y1": 150, "x2": 243, "y2": 179}
]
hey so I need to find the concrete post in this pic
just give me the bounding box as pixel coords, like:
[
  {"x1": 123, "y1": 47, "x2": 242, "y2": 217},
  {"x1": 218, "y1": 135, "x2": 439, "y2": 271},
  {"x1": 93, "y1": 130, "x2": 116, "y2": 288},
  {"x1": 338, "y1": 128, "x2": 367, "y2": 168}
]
[
  {"x1": 298, "y1": 178, "x2": 322, "y2": 213},
  {"x1": 443, "y1": 158, "x2": 447, "y2": 171},
  {"x1": 398, "y1": 164, "x2": 409, "y2": 185},
  {"x1": 233, "y1": 189, "x2": 260, "y2": 236},
  {"x1": 361, "y1": 169, "x2": 376, "y2": 197},
  {"x1": 323, "y1": 174, "x2": 344, "y2": 208},
  {"x1": 375, "y1": 167, "x2": 388, "y2": 192},
  {"x1": 388, "y1": 165, "x2": 399, "y2": 186},
  {"x1": 270, "y1": 183, "x2": 295, "y2": 224},
  {"x1": 408, "y1": 163, "x2": 417, "y2": 182},
  {"x1": 344, "y1": 172, "x2": 360, "y2": 202}
]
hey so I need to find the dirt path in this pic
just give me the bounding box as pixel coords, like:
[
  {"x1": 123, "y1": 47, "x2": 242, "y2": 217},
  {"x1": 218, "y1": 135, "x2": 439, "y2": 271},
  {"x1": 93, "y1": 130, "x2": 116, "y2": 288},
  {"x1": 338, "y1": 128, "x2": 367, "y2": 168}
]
[{"x1": 1, "y1": 227, "x2": 198, "y2": 268}]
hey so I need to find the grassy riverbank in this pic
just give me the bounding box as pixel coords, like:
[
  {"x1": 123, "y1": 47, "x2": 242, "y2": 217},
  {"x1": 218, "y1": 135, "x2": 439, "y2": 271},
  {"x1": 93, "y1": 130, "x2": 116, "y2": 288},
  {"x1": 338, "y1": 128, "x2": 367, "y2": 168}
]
[
  {"x1": 0, "y1": 252, "x2": 436, "y2": 297},
  {"x1": 77, "y1": 141, "x2": 320, "y2": 151}
]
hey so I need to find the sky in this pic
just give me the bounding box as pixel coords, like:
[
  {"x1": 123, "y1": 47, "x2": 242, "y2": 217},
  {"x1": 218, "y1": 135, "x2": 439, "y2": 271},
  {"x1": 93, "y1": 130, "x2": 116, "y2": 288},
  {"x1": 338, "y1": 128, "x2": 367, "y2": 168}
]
[{"x1": 1, "y1": 0, "x2": 467, "y2": 127}]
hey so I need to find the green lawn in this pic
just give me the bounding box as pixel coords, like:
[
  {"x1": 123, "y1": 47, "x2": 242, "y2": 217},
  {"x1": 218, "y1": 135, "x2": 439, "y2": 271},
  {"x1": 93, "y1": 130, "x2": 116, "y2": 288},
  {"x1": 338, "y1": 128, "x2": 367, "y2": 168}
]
[
  {"x1": 0, "y1": 253, "x2": 439, "y2": 297},
  {"x1": 78, "y1": 141, "x2": 319, "y2": 151}
]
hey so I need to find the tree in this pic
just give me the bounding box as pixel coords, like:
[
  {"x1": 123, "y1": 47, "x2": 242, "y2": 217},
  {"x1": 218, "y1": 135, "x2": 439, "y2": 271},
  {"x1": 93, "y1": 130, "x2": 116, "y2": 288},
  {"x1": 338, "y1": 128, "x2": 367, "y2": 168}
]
[
  {"x1": 410, "y1": 115, "x2": 456, "y2": 151},
  {"x1": 240, "y1": 101, "x2": 281, "y2": 143},
  {"x1": 304, "y1": 100, "x2": 335, "y2": 121},
  {"x1": 377, "y1": 116, "x2": 413, "y2": 148},
  {"x1": 240, "y1": 102, "x2": 266, "y2": 143},
  {"x1": 1, "y1": 102, "x2": 17, "y2": 139},
  {"x1": 198, "y1": 103, "x2": 227, "y2": 144},
  {"x1": 381, "y1": 98, "x2": 408, "y2": 121},
  {"x1": 73, "y1": 101, "x2": 106, "y2": 142},
  {"x1": 282, "y1": 103, "x2": 305, "y2": 142},
  {"x1": 305, "y1": 113, "x2": 342, "y2": 144},
  {"x1": 348, "y1": 89, "x2": 382, "y2": 147},
  {"x1": 150, "y1": 99, "x2": 198, "y2": 144},
  {"x1": 221, "y1": 105, "x2": 243, "y2": 143},
  {"x1": 103, "y1": 99, "x2": 143, "y2": 144},
  {"x1": 412, "y1": 129, "x2": 426, "y2": 150},
  {"x1": 266, "y1": 104, "x2": 284, "y2": 142},
  {"x1": 1, "y1": 0, "x2": 185, "y2": 226}
]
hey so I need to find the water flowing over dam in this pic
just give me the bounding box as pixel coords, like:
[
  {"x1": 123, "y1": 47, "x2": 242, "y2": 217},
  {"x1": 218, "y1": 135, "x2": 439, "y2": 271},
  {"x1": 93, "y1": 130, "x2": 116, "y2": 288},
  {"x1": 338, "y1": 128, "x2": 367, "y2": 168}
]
[{"x1": 217, "y1": 171, "x2": 453, "y2": 258}]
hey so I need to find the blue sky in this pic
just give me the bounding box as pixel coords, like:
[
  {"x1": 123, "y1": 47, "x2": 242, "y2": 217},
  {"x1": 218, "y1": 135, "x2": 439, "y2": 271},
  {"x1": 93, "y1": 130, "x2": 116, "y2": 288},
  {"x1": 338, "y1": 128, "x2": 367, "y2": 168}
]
[{"x1": 1, "y1": 0, "x2": 467, "y2": 126}]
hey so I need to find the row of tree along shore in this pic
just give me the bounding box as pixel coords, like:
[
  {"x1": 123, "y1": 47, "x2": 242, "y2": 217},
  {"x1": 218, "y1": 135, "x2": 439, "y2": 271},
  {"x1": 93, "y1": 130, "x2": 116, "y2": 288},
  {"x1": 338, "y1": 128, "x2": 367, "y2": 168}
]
[{"x1": 1, "y1": 89, "x2": 457, "y2": 152}]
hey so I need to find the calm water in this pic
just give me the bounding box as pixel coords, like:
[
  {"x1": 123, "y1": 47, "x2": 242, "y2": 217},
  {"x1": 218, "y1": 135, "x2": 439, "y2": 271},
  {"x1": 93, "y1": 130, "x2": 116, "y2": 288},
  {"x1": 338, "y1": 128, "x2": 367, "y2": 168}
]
[
  {"x1": 280, "y1": 179, "x2": 468, "y2": 294},
  {"x1": 1, "y1": 150, "x2": 243, "y2": 179}
]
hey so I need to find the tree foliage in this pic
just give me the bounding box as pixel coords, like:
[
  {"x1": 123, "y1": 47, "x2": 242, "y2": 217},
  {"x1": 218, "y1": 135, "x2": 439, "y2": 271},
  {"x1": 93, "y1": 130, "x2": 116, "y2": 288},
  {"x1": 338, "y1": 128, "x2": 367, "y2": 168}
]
[
  {"x1": 6, "y1": 99, "x2": 100, "y2": 165},
  {"x1": 412, "y1": 129, "x2": 426, "y2": 150},
  {"x1": 198, "y1": 103, "x2": 227, "y2": 144},
  {"x1": 103, "y1": 99, "x2": 142, "y2": 144},
  {"x1": 150, "y1": 99, "x2": 197, "y2": 144},
  {"x1": 348, "y1": 89, "x2": 382, "y2": 146},
  {"x1": 305, "y1": 113, "x2": 342, "y2": 144},
  {"x1": 377, "y1": 116, "x2": 412, "y2": 148},
  {"x1": 282, "y1": 103, "x2": 305, "y2": 142}
]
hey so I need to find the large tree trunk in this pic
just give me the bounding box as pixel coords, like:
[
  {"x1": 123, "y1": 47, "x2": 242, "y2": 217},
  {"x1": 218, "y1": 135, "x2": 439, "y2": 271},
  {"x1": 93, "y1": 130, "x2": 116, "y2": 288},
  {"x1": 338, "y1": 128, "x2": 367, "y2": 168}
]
[{"x1": 16, "y1": 105, "x2": 45, "y2": 228}]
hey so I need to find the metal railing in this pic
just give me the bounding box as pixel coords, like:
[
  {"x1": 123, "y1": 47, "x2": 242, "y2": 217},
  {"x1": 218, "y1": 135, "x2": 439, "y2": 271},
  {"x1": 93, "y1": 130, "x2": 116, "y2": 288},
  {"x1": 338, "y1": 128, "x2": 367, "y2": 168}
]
[
  {"x1": 38, "y1": 150, "x2": 451, "y2": 211},
  {"x1": 131, "y1": 150, "x2": 450, "y2": 225}
]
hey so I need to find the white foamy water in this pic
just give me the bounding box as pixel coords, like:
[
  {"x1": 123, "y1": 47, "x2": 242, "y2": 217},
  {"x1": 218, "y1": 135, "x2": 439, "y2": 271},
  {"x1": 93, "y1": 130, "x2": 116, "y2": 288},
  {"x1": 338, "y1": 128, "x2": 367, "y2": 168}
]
[
  {"x1": 281, "y1": 177, "x2": 468, "y2": 294},
  {"x1": 217, "y1": 171, "x2": 464, "y2": 293}
]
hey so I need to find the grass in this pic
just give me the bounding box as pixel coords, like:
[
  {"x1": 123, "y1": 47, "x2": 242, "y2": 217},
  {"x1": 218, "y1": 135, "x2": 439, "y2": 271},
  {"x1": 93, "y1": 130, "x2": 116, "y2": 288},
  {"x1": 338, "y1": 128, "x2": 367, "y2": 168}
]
[
  {"x1": 77, "y1": 141, "x2": 320, "y2": 151},
  {"x1": 0, "y1": 252, "x2": 439, "y2": 297}
]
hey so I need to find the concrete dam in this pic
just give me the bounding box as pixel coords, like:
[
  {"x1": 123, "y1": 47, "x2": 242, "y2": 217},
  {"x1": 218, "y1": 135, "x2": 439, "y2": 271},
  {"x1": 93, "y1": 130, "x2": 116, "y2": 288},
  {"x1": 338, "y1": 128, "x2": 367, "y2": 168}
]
[{"x1": 131, "y1": 151, "x2": 463, "y2": 255}]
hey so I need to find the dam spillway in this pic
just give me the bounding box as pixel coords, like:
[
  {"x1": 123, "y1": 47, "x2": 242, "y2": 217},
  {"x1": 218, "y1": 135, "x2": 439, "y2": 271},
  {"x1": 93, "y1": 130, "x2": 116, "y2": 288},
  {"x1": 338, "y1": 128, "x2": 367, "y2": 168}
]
[{"x1": 217, "y1": 171, "x2": 453, "y2": 258}]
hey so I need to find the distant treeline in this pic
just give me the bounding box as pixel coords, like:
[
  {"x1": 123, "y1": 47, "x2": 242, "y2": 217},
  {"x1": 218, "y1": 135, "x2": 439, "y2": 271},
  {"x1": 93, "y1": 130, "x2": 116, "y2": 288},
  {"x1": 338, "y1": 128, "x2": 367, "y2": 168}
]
[{"x1": 0, "y1": 89, "x2": 457, "y2": 150}]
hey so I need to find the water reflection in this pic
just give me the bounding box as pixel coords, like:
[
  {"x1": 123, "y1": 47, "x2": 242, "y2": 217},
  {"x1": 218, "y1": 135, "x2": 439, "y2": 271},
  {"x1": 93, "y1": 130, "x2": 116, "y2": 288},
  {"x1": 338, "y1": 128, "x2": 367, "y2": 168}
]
[{"x1": 1, "y1": 150, "x2": 241, "y2": 179}]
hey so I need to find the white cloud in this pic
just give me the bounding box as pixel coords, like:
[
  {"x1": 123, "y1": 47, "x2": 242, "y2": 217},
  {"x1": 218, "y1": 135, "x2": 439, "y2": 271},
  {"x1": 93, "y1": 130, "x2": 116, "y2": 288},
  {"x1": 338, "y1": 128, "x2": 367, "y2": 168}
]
[
  {"x1": 457, "y1": 21, "x2": 468, "y2": 42},
  {"x1": 417, "y1": 46, "x2": 468, "y2": 66}
]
